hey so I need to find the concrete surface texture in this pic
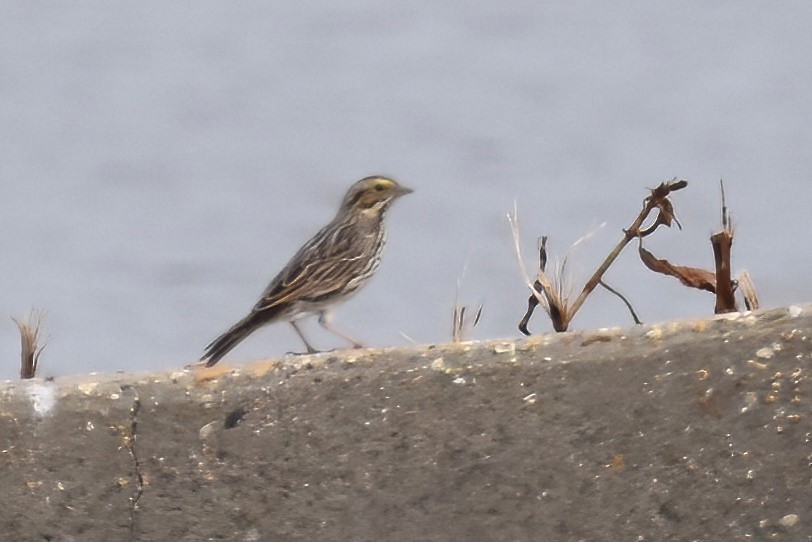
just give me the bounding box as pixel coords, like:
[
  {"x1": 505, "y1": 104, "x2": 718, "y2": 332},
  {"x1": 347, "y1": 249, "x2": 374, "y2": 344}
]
[{"x1": 0, "y1": 304, "x2": 809, "y2": 541}]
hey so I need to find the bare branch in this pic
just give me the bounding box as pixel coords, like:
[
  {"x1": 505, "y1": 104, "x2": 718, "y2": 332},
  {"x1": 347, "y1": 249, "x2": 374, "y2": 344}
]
[
  {"x1": 599, "y1": 280, "x2": 642, "y2": 325},
  {"x1": 568, "y1": 178, "x2": 688, "y2": 321}
]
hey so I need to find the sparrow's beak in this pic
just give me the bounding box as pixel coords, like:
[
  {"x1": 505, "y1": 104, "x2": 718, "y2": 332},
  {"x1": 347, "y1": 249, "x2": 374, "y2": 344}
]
[{"x1": 395, "y1": 185, "x2": 414, "y2": 197}]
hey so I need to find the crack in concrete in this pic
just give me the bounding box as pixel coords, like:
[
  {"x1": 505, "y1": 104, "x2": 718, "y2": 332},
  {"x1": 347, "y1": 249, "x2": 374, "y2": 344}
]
[{"x1": 126, "y1": 395, "x2": 143, "y2": 541}]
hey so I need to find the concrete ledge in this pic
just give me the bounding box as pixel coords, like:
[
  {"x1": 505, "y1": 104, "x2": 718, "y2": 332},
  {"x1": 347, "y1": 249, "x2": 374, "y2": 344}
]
[{"x1": 1, "y1": 305, "x2": 810, "y2": 540}]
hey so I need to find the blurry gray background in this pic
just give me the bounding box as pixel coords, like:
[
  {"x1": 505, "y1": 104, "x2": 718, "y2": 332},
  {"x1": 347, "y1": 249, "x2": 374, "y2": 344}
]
[{"x1": 1, "y1": 2, "x2": 810, "y2": 379}]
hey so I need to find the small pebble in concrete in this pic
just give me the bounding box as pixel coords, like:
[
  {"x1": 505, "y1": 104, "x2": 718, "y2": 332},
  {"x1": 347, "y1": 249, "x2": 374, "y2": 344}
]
[
  {"x1": 778, "y1": 514, "x2": 799, "y2": 529},
  {"x1": 493, "y1": 343, "x2": 514, "y2": 354},
  {"x1": 746, "y1": 359, "x2": 768, "y2": 370},
  {"x1": 756, "y1": 348, "x2": 773, "y2": 359}
]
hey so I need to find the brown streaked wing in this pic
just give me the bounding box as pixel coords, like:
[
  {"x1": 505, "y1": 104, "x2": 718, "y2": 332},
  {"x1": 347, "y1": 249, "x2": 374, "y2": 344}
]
[
  {"x1": 249, "y1": 219, "x2": 382, "y2": 314},
  {"x1": 250, "y1": 254, "x2": 368, "y2": 314}
]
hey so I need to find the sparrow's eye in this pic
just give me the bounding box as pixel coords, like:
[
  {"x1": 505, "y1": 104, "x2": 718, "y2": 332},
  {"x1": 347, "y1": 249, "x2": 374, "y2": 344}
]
[{"x1": 374, "y1": 183, "x2": 385, "y2": 192}]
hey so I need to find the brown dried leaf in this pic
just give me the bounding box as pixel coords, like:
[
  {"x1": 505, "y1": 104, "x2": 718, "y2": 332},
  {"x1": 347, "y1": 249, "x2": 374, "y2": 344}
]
[
  {"x1": 656, "y1": 196, "x2": 677, "y2": 228},
  {"x1": 639, "y1": 245, "x2": 717, "y2": 293}
]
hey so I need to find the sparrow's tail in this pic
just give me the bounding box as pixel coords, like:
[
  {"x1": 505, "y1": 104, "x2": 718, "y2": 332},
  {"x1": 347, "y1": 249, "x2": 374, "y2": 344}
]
[{"x1": 201, "y1": 314, "x2": 263, "y2": 367}]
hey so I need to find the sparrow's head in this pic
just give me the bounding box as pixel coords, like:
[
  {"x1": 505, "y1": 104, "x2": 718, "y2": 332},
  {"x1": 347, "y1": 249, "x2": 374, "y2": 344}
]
[{"x1": 340, "y1": 176, "x2": 413, "y2": 215}]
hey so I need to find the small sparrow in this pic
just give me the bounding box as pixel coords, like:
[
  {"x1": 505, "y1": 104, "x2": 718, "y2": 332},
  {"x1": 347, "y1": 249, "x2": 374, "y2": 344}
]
[{"x1": 201, "y1": 176, "x2": 412, "y2": 366}]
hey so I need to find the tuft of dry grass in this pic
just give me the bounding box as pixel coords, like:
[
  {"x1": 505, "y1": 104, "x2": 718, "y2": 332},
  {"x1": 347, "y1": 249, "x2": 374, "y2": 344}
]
[
  {"x1": 509, "y1": 207, "x2": 571, "y2": 333},
  {"x1": 13, "y1": 309, "x2": 46, "y2": 379},
  {"x1": 452, "y1": 303, "x2": 483, "y2": 343},
  {"x1": 451, "y1": 266, "x2": 483, "y2": 343}
]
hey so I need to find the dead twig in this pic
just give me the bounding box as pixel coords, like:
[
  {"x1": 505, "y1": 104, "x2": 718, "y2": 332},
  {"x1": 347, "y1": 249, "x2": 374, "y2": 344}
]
[
  {"x1": 712, "y1": 179, "x2": 737, "y2": 313},
  {"x1": 568, "y1": 178, "x2": 688, "y2": 321},
  {"x1": 513, "y1": 179, "x2": 687, "y2": 334},
  {"x1": 13, "y1": 310, "x2": 46, "y2": 379},
  {"x1": 599, "y1": 280, "x2": 642, "y2": 325},
  {"x1": 715, "y1": 180, "x2": 758, "y2": 312}
]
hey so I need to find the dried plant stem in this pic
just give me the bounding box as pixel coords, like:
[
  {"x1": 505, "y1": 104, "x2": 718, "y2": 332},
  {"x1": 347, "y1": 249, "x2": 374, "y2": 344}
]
[
  {"x1": 711, "y1": 181, "x2": 736, "y2": 313},
  {"x1": 635, "y1": 179, "x2": 757, "y2": 314},
  {"x1": 512, "y1": 179, "x2": 686, "y2": 334},
  {"x1": 566, "y1": 178, "x2": 688, "y2": 327},
  {"x1": 711, "y1": 230, "x2": 736, "y2": 313},
  {"x1": 599, "y1": 280, "x2": 642, "y2": 325},
  {"x1": 568, "y1": 235, "x2": 632, "y2": 322}
]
